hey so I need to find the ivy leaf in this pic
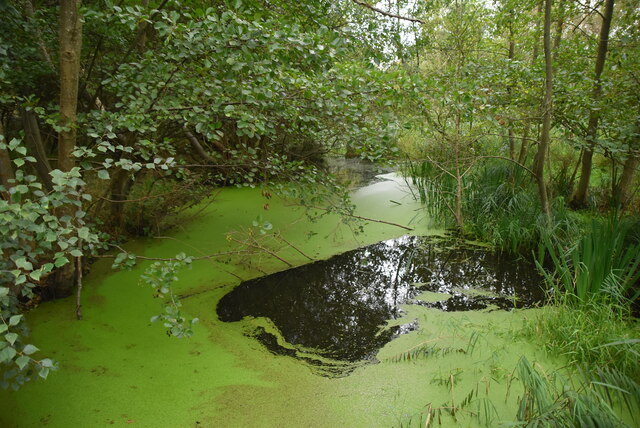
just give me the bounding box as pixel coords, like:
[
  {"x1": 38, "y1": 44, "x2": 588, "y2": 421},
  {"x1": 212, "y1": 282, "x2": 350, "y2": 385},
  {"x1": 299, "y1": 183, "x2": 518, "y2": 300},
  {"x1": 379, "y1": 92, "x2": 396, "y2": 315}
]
[{"x1": 97, "y1": 170, "x2": 110, "y2": 180}]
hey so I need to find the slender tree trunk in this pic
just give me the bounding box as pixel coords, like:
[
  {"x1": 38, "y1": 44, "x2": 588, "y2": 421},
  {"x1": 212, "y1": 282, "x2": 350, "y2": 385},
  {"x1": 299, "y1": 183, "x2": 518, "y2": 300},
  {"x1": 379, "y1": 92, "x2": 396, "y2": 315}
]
[
  {"x1": 21, "y1": 109, "x2": 53, "y2": 189},
  {"x1": 518, "y1": 1, "x2": 543, "y2": 166},
  {"x1": 0, "y1": 121, "x2": 15, "y2": 201},
  {"x1": 518, "y1": 124, "x2": 531, "y2": 165},
  {"x1": 553, "y1": 0, "x2": 565, "y2": 54},
  {"x1": 534, "y1": 0, "x2": 553, "y2": 220},
  {"x1": 136, "y1": 0, "x2": 150, "y2": 53},
  {"x1": 109, "y1": 169, "x2": 134, "y2": 233},
  {"x1": 58, "y1": 0, "x2": 83, "y2": 172},
  {"x1": 615, "y1": 153, "x2": 639, "y2": 210},
  {"x1": 507, "y1": 26, "x2": 516, "y2": 161},
  {"x1": 23, "y1": 0, "x2": 56, "y2": 70},
  {"x1": 184, "y1": 129, "x2": 215, "y2": 163},
  {"x1": 570, "y1": 0, "x2": 615, "y2": 208},
  {"x1": 454, "y1": 112, "x2": 464, "y2": 230},
  {"x1": 567, "y1": 149, "x2": 583, "y2": 191},
  {"x1": 75, "y1": 254, "x2": 83, "y2": 320},
  {"x1": 54, "y1": 0, "x2": 83, "y2": 299}
]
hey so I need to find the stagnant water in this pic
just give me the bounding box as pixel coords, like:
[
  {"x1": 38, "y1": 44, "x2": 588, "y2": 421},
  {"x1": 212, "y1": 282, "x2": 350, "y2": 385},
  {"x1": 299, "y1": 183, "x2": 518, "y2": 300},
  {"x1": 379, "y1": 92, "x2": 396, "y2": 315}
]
[{"x1": 217, "y1": 235, "x2": 546, "y2": 366}]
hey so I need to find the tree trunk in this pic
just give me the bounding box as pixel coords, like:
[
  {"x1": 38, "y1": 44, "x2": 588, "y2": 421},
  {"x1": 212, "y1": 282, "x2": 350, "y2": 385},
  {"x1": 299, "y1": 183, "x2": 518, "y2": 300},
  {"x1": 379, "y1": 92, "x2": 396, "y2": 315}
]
[
  {"x1": 58, "y1": 0, "x2": 83, "y2": 172},
  {"x1": 553, "y1": 0, "x2": 565, "y2": 54},
  {"x1": 184, "y1": 129, "x2": 215, "y2": 163},
  {"x1": 517, "y1": 123, "x2": 531, "y2": 165},
  {"x1": 21, "y1": 109, "x2": 53, "y2": 190},
  {"x1": 23, "y1": 0, "x2": 56, "y2": 70},
  {"x1": 109, "y1": 169, "x2": 134, "y2": 233},
  {"x1": 615, "y1": 153, "x2": 639, "y2": 210},
  {"x1": 517, "y1": 1, "x2": 543, "y2": 166},
  {"x1": 570, "y1": 0, "x2": 615, "y2": 208},
  {"x1": 534, "y1": 0, "x2": 553, "y2": 220},
  {"x1": 0, "y1": 121, "x2": 15, "y2": 201},
  {"x1": 53, "y1": 0, "x2": 83, "y2": 299},
  {"x1": 507, "y1": 26, "x2": 516, "y2": 161}
]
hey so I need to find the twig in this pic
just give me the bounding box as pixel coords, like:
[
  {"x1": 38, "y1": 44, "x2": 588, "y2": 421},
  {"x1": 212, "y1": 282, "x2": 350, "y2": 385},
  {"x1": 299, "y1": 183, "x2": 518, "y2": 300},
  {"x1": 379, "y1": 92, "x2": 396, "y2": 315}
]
[
  {"x1": 96, "y1": 184, "x2": 195, "y2": 203},
  {"x1": 152, "y1": 235, "x2": 244, "y2": 280},
  {"x1": 75, "y1": 254, "x2": 83, "y2": 320},
  {"x1": 350, "y1": 0, "x2": 425, "y2": 24},
  {"x1": 96, "y1": 244, "x2": 248, "y2": 262},
  {"x1": 302, "y1": 205, "x2": 414, "y2": 231},
  {"x1": 227, "y1": 236, "x2": 293, "y2": 267},
  {"x1": 275, "y1": 233, "x2": 314, "y2": 261}
]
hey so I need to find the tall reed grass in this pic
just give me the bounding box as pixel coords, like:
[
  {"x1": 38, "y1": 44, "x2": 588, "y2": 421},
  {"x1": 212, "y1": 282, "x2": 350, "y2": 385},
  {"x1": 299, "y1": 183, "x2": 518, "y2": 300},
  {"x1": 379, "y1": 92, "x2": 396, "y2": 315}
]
[{"x1": 536, "y1": 216, "x2": 640, "y2": 307}]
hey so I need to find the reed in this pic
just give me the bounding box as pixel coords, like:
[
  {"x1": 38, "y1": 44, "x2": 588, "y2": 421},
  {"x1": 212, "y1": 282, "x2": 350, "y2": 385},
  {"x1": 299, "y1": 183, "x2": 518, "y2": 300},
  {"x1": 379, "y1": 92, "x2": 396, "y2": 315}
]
[{"x1": 536, "y1": 215, "x2": 640, "y2": 306}]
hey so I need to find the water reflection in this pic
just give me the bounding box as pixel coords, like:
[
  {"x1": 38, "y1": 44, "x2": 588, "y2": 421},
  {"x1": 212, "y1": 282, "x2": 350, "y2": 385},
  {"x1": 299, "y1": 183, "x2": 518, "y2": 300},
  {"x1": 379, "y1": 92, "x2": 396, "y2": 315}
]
[{"x1": 217, "y1": 235, "x2": 545, "y2": 363}]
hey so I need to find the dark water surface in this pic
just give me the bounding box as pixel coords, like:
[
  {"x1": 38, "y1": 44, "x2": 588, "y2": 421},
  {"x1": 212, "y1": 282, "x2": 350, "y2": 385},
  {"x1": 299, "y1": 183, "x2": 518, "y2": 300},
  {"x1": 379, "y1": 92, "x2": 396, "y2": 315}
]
[{"x1": 217, "y1": 235, "x2": 545, "y2": 364}]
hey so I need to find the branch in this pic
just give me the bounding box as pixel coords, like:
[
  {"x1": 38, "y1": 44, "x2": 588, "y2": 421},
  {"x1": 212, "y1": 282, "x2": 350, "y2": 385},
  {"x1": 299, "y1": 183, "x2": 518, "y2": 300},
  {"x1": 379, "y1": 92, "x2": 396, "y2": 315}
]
[
  {"x1": 226, "y1": 236, "x2": 293, "y2": 267},
  {"x1": 476, "y1": 155, "x2": 537, "y2": 177},
  {"x1": 96, "y1": 183, "x2": 195, "y2": 203},
  {"x1": 97, "y1": 244, "x2": 248, "y2": 262},
  {"x1": 303, "y1": 204, "x2": 414, "y2": 231},
  {"x1": 350, "y1": 0, "x2": 425, "y2": 24}
]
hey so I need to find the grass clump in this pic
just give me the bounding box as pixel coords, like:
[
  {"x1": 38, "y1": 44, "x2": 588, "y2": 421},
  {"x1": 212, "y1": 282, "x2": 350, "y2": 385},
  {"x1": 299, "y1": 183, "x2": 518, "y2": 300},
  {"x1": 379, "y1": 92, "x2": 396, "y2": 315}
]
[
  {"x1": 525, "y1": 303, "x2": 640, "y2": 381},
  {"x1": 537, "y1": 216, "x2": 640, "y2": 305},
  {"x1": 531, "y1": 215, "x2": 640, "y2": 381},
  {"x1": 512, "y1": 356, "x2": 640, "y2": 427}
]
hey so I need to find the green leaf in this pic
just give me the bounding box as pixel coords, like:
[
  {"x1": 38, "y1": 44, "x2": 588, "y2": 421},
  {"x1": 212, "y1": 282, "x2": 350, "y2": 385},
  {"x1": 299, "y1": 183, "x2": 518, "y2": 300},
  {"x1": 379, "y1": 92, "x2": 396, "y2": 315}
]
[
  {"x1": 54, "y1": 256, "x2": 69, "y2": 268},
  {"x1": 5, "y1": 332, "x2": 18, "y2": 345},
  {"x1": 15, "y1": 355, "x2": 30, "y2": 370},
  {"x1": 41, "y1": 358, "x2": 54, "y2": 368},
  {"x1": 8, "y1": 315, "x2": 22, "y2": 326},
  {"x1": 78, "y1": 228, "x2": 90, "y2": 240},
  {"x1": 38, "y1": 367, "x2": 50, "y2": 379},
  {"x1": 97, "y1": 169, "x2": 110, "y2": 180},
  {"x1": 22, "y1": 344, "x2": 39, "y2": 355},
  {"x1": 14, "y1": 257, "x2": 33, "y2": 271},
  {"x1": 0, "y1": 346, "x2": 16, "y2": 363}
]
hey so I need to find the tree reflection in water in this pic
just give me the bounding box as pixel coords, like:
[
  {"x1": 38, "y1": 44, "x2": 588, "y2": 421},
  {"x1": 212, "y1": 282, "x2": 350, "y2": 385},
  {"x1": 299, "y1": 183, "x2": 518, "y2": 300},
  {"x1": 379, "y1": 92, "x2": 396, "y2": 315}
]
[{"x1": 217, "y1": 235, "x2": 544, "y2": 363}]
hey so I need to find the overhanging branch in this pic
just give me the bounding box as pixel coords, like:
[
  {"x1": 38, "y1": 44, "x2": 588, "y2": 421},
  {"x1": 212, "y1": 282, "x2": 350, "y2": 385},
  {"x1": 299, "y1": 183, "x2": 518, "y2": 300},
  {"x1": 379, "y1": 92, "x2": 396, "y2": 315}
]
[{"x1": 350, "y1": 0, "x2": 425, "y2": 24}]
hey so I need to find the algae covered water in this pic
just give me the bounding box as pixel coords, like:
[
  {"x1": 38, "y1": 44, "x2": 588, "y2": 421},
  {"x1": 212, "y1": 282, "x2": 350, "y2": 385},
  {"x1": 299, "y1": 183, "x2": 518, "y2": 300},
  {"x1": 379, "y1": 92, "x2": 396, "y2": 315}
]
[
  {"x1": 0, "y1": 171, "x2": 560, "y2": 427},
  {"x1": 218, "y1": 235, "x2": 545, "y2": 364}
]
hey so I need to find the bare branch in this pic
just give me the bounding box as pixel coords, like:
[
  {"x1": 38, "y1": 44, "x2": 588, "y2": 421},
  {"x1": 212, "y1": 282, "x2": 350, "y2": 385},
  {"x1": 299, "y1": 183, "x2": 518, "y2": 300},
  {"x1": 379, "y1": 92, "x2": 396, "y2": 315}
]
[
  {"x1": 350, "y1": 0, "x2": 425, "y2": 24},
  {"x1": 301, "y1": 204, "x2": 414, "y2": 231}
]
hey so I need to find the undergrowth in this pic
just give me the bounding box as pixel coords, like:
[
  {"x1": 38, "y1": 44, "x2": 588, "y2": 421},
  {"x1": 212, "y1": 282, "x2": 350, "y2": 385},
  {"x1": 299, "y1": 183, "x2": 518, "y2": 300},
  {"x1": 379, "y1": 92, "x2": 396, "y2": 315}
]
[
  {"x1": 405, "y1": 159, "x2": 583, "y2": 254},
  {"x1": 524, "y1": 303, "x2": 640, "y2": 382},
  {"x1": 512, "y1": 356, "x2": 640, "y2": 427}
]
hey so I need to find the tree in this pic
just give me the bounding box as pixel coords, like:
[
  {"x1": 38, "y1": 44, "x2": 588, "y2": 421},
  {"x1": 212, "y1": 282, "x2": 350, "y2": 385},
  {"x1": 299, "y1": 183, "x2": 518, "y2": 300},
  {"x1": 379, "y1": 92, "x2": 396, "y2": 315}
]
[
  {"x1": 58, "y1": 0, "x2": 83, "y2": 173},
  {"x1": 570, "y1": 0, "x2": 615, "y2": 208},
  {"x1": 534, "y1": 0, "x2": 554, "y2": 219}
]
